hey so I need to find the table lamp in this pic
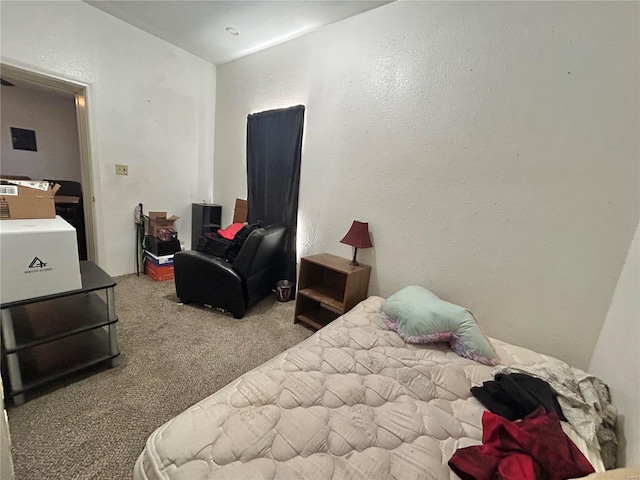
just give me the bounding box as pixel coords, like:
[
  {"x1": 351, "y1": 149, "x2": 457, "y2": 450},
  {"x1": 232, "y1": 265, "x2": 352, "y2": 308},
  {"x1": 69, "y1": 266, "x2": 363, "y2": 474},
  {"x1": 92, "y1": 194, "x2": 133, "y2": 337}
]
[{"x1": 340, "y1": 221, "x2": 372, "y2": 266}]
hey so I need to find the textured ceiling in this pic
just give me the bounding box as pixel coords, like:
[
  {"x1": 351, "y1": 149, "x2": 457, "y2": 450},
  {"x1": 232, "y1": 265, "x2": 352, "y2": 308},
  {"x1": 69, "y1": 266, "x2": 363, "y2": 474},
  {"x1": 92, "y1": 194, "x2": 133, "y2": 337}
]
[{"x1": 85, "y1": 1, "x2": 392, "y2": 65}]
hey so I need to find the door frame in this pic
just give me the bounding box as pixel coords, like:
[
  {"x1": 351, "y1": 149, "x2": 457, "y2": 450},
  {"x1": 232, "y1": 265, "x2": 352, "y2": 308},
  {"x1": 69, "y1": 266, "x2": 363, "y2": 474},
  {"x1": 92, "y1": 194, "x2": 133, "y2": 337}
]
[{"x1": 0, "y1": 62, "x2": 98, "y2": 263}]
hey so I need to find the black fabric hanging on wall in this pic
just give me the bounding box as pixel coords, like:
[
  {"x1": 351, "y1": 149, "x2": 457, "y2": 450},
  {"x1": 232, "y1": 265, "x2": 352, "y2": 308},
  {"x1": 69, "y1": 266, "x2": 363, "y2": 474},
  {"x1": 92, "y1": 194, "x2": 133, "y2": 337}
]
[{"x1": 246, "y1": 105, "x2": 304, "y2": 289}]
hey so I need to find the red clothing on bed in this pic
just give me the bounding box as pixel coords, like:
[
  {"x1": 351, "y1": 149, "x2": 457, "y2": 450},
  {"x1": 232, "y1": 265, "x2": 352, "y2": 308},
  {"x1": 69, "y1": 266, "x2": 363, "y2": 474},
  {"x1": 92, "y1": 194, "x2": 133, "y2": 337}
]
[{"x1": 448, "y1": 407, "x2": 594, "y2": 480}]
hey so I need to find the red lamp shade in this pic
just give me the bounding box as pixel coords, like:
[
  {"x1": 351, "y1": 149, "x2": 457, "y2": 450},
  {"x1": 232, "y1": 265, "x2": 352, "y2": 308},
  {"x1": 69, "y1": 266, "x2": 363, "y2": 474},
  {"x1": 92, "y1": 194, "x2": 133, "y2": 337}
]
[{"x1": 340, "y1": 221, "x2": 372, "y2": 265}]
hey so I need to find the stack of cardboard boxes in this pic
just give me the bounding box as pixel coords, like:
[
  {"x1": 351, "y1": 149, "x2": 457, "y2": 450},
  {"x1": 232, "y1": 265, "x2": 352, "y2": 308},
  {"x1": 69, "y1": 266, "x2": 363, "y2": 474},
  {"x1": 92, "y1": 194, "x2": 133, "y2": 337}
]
[{"x1": 144, "y1": 212, "x2": 180, "y2": 281}]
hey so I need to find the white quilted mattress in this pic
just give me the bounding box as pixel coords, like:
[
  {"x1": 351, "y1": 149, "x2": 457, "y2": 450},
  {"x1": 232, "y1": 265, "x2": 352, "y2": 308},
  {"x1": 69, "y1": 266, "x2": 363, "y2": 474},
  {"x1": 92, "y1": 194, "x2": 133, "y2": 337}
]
[{"x1": 134, "y1": 296, "x2": 604, "y2": 480}]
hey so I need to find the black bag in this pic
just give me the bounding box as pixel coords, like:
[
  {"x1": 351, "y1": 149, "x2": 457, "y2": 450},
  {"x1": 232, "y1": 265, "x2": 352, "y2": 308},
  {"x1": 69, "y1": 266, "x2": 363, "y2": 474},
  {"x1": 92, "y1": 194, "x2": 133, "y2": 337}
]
[
  {"x1": 200, "y1": 236, "x2": 232, "y2": 258},
  {"x1": 225, "y1": 221, "x2": 263, "y2": 261},
  {"x1": 195, "y1": 221, "x2": 263, "y2": 262}
]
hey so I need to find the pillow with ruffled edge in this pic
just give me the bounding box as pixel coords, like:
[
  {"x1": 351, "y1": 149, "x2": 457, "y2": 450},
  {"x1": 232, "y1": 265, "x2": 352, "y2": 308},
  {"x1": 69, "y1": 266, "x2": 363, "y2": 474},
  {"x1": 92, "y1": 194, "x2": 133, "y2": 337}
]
[{"x1": 381, "y1": 285, "x2": 498, "y2": 366}]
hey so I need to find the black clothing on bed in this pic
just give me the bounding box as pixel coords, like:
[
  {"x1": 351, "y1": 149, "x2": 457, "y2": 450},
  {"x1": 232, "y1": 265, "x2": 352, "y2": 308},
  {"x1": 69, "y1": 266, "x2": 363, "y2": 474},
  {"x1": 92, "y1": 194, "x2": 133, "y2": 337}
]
[{"x1": 471, "y1": 373, "x2": 567, "y2": 421}]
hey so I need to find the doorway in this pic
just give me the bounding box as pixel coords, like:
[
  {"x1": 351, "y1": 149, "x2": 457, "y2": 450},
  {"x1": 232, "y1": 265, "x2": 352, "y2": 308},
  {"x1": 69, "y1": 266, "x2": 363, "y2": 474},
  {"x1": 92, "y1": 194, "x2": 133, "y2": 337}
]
[{"x1": 0, "y1": 63, "x2": 97, "y2": 262}]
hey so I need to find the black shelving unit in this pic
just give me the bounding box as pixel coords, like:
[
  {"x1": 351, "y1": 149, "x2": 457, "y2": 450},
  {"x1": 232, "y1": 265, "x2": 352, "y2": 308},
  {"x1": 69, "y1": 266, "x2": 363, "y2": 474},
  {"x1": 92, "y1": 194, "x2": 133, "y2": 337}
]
[
  {"x1": 1, "y1": 261, "x2": 119, "y2": 405},
  {"x1": 191, "y1": 203, "x2": 222, "y2": 250}
]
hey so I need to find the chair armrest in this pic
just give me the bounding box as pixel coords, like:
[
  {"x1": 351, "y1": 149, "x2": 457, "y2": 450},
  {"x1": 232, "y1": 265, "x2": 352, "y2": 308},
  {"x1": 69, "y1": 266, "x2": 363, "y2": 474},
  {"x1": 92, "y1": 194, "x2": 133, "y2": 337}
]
[{"x1": 176, "y1": 250, "x2": 242, "y2": 282}]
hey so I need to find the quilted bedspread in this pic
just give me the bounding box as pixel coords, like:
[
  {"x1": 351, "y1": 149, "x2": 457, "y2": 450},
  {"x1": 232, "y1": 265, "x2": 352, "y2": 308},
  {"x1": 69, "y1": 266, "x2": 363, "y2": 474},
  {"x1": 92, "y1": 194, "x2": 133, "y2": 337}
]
[{"x1": 134, "y1": 296, "x2": 603, "y2": 480}]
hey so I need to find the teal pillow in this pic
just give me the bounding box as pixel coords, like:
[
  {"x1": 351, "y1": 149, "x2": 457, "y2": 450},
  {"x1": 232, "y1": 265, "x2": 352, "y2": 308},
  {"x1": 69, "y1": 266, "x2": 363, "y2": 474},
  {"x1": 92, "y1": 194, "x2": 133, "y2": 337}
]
[{"x1": 381, "y1": 285, "x2": 498, "y2": 365}]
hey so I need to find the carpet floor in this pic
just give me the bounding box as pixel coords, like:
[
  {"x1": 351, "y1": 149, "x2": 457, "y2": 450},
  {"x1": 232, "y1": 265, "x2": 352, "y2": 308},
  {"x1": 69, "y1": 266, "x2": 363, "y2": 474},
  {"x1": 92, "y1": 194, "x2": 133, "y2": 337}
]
[{"x1": 6, "y1": 273, "x2": 313, "y2": 480}]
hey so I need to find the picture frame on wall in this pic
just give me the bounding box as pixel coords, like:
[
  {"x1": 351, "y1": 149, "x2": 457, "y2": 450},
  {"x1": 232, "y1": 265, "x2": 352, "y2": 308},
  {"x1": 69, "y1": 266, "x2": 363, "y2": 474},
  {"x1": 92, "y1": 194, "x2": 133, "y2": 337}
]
[{"x1": 11, "y1": 127, "x2": 37, "y2": 151}]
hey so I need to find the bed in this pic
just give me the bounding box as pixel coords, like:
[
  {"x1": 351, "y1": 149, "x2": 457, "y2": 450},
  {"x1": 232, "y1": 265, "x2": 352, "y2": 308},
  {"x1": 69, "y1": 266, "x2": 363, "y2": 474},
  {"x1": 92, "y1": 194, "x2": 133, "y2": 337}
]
[{"x1": 134, "y1": 296, "x2": 611, "y2": 480}]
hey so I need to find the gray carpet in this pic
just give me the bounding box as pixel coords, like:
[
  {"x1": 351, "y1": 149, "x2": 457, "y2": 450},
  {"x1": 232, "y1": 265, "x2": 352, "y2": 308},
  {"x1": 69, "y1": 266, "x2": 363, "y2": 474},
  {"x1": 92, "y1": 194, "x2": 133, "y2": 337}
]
[{"x1": 7, "y1": 273, "x2": 313, "y2": 480}]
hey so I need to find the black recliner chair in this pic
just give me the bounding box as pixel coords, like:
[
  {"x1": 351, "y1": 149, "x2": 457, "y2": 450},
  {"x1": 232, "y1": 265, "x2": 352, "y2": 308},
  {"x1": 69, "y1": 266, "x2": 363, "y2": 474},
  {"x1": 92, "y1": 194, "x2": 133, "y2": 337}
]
[{"x1": 174, "y1": 224, "x2": 287, "y2": 318}]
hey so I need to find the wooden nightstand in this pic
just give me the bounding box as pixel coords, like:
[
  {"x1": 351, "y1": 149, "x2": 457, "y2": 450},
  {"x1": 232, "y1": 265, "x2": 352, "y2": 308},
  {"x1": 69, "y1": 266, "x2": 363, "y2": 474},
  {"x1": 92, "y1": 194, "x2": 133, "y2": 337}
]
[{"x1": 294, "y1": 253, "x2": 371, "y2": 330}]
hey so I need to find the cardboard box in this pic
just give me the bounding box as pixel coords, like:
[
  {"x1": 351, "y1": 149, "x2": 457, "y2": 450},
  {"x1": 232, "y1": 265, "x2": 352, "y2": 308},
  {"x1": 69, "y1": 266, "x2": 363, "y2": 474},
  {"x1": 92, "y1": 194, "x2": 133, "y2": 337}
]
[
  {"x1": 0, "y1": 179, "x2": 60, "y2": 220},
  {"x1": 0, "y1": 216, "x2": 82, "y2": 304},
  {"x1": 233, "y1": 198, "x2": 248, "y2": 224},
  {"x1": 145, "y1": 259, "x2": 174, "y2": 282},
  {"x1": 144, "y1": 250, "x2": 174, "y2": 267},
  {"x1": 145, "y1": 212, "x2": 179, "y2": 237}
]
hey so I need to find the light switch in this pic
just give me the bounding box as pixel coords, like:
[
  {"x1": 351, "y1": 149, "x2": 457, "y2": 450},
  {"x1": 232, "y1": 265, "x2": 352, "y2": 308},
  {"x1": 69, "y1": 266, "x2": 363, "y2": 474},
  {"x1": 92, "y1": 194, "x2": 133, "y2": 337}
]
[{"x1": 115, "y1": 164, "x2": 128, "y2": 175}]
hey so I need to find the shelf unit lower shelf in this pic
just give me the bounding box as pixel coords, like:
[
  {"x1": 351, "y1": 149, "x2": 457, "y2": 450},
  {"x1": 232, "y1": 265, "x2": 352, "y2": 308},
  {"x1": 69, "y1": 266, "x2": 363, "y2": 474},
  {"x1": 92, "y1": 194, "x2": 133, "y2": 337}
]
[
  {"x1": 11, "y1": 329, "x2": 119, "y2": 395},
  {"x1": 6, "y1": 293, "x2": 115, "y2": 353},
  {"x1": 2, "y1": 292, "x2": 119, "y2": 399},
  {"x1": 1, "y1": 260, "x2": 119, "y2": 404},
  {"x1": 295, "y1": 306, "x2": 340, "y2": 330}
]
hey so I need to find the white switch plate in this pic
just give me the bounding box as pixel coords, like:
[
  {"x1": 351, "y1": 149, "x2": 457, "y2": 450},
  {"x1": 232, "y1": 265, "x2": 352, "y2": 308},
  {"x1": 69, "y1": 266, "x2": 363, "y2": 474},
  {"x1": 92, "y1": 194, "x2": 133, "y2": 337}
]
[{"x1": 115, "y1": 164, "x2": 128, "y2": 175}]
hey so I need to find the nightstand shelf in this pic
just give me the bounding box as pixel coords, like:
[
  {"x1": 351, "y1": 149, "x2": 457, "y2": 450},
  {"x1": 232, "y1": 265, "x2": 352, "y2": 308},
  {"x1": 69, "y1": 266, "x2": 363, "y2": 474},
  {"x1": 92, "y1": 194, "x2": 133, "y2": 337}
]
[
  {"x1": 296, "y1": 308, "x2": 340, "y2": 330},
  {"x1": 294, "y1": 253, "x2": 371, "y2": 330},
  {"x1": 297, "y1": 286, "x2": 343, "y2": 312}
]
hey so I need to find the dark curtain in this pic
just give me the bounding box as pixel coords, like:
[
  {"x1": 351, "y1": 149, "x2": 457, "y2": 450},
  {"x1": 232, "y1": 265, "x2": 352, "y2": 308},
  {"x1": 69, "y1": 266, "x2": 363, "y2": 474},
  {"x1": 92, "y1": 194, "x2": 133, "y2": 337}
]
[{"x1": 246, "y1": 105, "x2": 304, "y2": 288}]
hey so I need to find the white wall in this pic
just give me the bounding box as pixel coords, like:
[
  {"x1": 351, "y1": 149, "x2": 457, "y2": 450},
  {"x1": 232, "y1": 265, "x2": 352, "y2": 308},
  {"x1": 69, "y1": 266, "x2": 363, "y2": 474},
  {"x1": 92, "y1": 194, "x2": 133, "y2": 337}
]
[
  {"x1": 1, "y1": 82, "x2": 81, "y2": 182},
  {"x1": 1, "y1": 1, "x2": 216, "y2": 276},
  {"x1": 589, "y1": 224, "x2": 639, "y2": 467},
  {"x1": 214, "y1": 1, "x2": 639, "y2": 369}
]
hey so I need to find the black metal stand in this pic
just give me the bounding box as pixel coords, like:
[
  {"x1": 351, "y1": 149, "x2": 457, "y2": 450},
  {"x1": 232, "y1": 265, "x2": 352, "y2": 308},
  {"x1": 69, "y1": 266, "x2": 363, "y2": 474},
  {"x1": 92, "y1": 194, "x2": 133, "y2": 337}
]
[{"x1": 135, "y1": 203, "x2": 144, "y2": 276}]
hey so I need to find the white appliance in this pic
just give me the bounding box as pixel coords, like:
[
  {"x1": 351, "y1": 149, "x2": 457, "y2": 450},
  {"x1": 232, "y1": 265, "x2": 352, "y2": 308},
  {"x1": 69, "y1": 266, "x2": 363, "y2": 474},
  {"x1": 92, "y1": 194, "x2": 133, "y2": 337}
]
[{"x1": 0, "y1": 216, "x2": 82, "y2": 304}]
